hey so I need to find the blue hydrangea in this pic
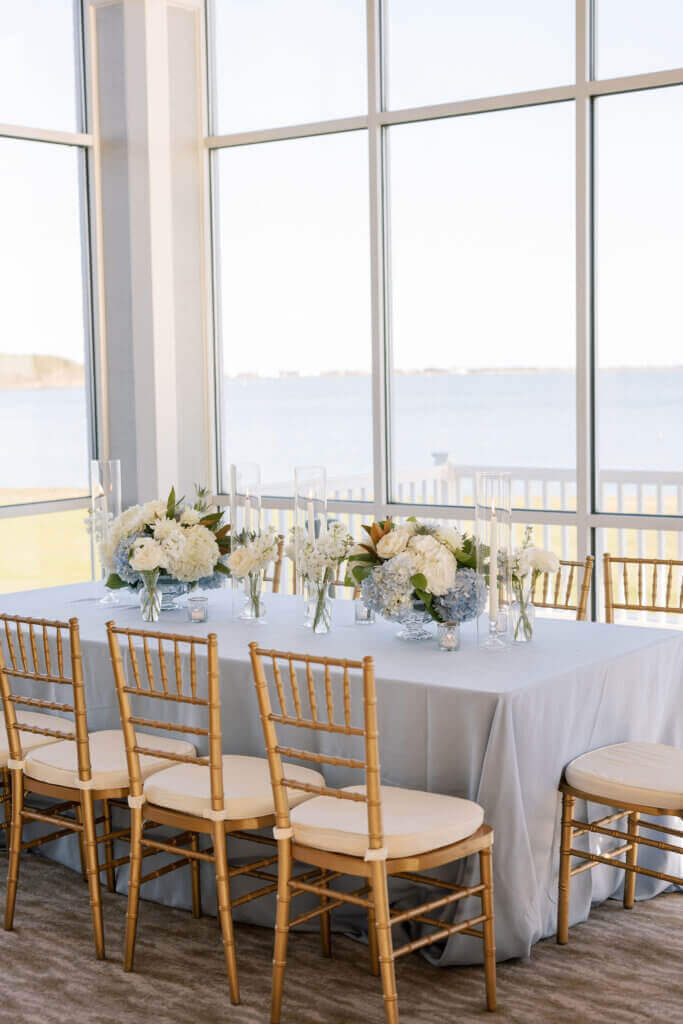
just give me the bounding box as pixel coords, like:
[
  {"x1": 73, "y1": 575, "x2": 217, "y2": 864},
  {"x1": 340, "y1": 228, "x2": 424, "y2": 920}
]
[
  {"x1": 433, "y1": 568, "x2": 487, "y2": 624},
  {"x1": 360, "y1": 559, "x2": 414, "y2": 621},
  {"x1": 196, "y1": 555, "x2": 229, "y2": 591},
  {"x1": 113, "y1": 533, "x2": 144, "y2": 586}
]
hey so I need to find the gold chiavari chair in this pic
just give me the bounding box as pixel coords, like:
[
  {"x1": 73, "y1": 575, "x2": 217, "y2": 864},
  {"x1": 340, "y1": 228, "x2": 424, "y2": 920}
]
[
  {"x1": 603, "y1": 553, "x2": 683, "y2": 622},
  {"x1": 558, "y1": 743, "x2": 682, "y2": 944},
  {"x1": 265, "y1": 535, "x2": 286, "y2": 593},
  {"x1": 249, "y1": 643, "x2": 496, "y2": 1024},
  {"x1": 530, "y1": 555, "x2": 594, "y2": 621},
  {"x1": 107, "y1": 623, "x2": 326, "y2": 1005},
  {"x1": 0, "y1": 614, "x2": 196, "y2": 959}
]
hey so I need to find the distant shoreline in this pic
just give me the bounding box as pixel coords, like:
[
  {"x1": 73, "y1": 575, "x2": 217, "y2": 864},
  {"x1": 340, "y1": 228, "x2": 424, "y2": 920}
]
[{"x1": 225, "y1": 365, "x2": 683, "y2": 381}]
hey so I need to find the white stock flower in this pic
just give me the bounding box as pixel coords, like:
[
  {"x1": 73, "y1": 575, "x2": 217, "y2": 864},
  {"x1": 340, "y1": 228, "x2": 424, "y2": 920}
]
[
  {"x1": 180, "y1": 507, "x2": 201, "y2": 526},
  {"x1": 407, "y1": 534, "x2": 457, "y2": 596},
  {"x1": 129, "y1": 537, "x2": 166, "y2": 572}
]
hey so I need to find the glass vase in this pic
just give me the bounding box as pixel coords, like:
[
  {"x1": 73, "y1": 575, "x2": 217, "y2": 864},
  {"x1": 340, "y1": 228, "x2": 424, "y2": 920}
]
[
  {"x1": 139, "y1": 570, "x2": 161, "y2": 622},
  {"x1": 90, "y1": 459, "x2": 122, "y2": 606},
  {"x1": 304, "y1": 577, "x2": 332, "y2": 634},
  {"x1": 240, "y1": 572, "x2": 266, "y2": 622},
  {"x1": 396, "y1": 604, "x2": 432, "y2": 641},
  {"x1": 511, "y1": 574, "x2": 535, "y2": 642},
  {"x1": 157, "y1": 577, "x2": 189, "y2": 611}
]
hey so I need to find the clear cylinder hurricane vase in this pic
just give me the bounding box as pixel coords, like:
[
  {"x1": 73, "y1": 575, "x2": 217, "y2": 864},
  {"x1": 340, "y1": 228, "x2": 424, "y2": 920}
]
[
  {"x1": 304, "y1": 576, "x2": 332, "y2": 634},
  {"x1": 294, "y1": 465, "x2": 328, "y2": 629},
  {"x1": 90, "y1": 459, "x2": 122, "y2": 606},
  {"x1": 241, "y1": 571, "x2": 266, "y2": 622},
  {"x1": 228, "y1": 462, "x2": 263, "y2": 620},
  {"x1": 475, "y1": 472, "x2": 512, "y2": 650}
]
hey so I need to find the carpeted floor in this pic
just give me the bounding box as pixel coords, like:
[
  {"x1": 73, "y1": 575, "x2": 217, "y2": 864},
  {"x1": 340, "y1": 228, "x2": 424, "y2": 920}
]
[{"x1": 0, "y1": 853, "x2": 680, "y2": 1024}]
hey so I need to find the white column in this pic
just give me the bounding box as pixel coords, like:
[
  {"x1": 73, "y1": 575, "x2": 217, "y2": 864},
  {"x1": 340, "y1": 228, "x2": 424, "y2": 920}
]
[{"x1": 87, "y1": 0, "x2": 210, "y2": 507}]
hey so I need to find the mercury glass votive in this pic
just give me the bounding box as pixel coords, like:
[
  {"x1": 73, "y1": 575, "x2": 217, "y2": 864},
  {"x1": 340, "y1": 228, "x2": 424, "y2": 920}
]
[
  {"x1": 188, "y1": 595, "x2": 208, "y2": 623},
  {"x1": 437, "y1": 621, "x2": 461, "y2": 652},
  {"x1": 354, "y1": 600, "x2": 375, "y2": 625}
]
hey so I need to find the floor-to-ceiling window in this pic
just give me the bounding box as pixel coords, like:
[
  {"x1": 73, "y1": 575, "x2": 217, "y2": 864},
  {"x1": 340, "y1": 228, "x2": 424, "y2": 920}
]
[
  {"x1": 0, "y1": 1, "x2": 97, "y2": 591},
  {"x1": 207, "y1": 1, "x2": 683, "y2": 622}
]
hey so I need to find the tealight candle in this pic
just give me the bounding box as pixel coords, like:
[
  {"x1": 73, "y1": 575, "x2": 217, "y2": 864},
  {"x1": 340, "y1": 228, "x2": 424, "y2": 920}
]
[
  {"x1": 354, "y1": 600, "x2": 375, "y2": 625},
  {"x1": 437, "y1": 622, "x2": 461, "y2": 652},
  {"x1": 188, "y1": 595, "x2": 208, "y2": 623}
]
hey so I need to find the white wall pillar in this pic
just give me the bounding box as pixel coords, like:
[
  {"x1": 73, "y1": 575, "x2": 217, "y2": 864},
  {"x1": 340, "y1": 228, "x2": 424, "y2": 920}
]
[{"x1": 88, "y1": 0, "x2": 210, "y2": 507}]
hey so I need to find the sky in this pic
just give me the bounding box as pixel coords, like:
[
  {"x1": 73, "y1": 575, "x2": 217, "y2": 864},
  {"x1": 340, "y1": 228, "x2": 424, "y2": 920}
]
[{"x1": 1, "y1": 1, "x2": 682, "y2": 374}]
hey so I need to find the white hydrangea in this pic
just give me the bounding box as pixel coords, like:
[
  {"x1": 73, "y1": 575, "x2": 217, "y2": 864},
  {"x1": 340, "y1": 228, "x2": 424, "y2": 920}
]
[
  {"x1": 171, "y1": 524, "x2": 219, "y2": 582},
  {"x1": 407, "y1": 534, "x2": 457, "y2": 596},
  {"x1": 227, "y1": 527, "x2": 279, "y2": 579},
  {"x1": 153, "y1": 517, "x2": 183, "y2": 542},
  {"x1": 180, "y1": 507, "x2": 201, "y2": 526}
]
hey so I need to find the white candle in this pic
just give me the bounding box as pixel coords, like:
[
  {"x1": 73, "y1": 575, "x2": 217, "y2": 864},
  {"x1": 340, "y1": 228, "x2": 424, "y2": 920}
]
[
  {"x1": 244, "y1": 490, "x2": 252, "y2": 534},
  {"x1": 307, "y1": 492, "x2": 315, "y2": 540},
  {"x1": 489, "y1": 507, "x2": 498, "y2": 625}
]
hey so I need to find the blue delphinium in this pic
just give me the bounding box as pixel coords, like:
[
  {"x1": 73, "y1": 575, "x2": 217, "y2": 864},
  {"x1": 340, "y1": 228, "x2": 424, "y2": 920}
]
[{"x1": 433, "y1": 568, "x2": 487, "y2": 623}]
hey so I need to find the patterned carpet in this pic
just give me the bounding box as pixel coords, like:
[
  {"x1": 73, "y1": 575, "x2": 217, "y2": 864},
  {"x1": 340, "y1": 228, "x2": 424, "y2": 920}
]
[{"x1": 0, "y1": 853, "x2": 680, "y2": 1024}]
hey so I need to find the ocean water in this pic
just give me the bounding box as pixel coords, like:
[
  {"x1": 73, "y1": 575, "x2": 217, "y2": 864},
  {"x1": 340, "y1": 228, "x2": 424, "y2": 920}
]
[{"x1": 1, "y1": 369, "x2": 681, "y2": 496}]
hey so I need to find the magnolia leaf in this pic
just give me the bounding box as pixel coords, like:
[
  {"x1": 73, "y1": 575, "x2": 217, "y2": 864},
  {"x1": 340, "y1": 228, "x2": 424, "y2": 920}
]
[
  {"x1": 200, "y1": 512, "x2": 223, "y2": 526},
  {"x1": 166, "y1": 486, "x2": 176, "y2": 519},
  {"x1": 348, "y1": 552, "x2": 376, "y2": 564},
  {"x1": 105, "y1": 573, "x2": 128, "y2": 590},
  {"x1": 215, "y1": 562, "x2": 231, "y2": 576},
  {"x1": 215, "y1": 523, "x2": 230, "y2": 540}
]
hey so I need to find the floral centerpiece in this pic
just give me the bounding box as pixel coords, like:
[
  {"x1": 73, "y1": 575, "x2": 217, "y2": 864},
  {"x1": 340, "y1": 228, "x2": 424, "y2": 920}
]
[
  {"x1": 227, "y1": 526, "x2": 280, "y2": 622},
  {"x1": 286, "y1": 522, "x2": 354, "y2": 633},
  {"x1": 348, "y1": 518, "x2": 486, "y2": 642},
  {"x1": 102, "y1": 487, "x2": 230, "y2": 619},
  {"x1": 508, "y1": 527, "x2": 560, "y2": 642}
]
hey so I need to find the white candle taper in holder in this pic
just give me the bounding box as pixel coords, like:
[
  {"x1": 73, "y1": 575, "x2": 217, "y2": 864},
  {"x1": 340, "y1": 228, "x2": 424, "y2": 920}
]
[
  {"x1": 489, "y1": 505, "x2": 498, "y2": 624},
  {"x1": 307, "y1": 492, "x2": 315, "y2": 540},
  {"x1": 475, "y1": 471, "x2": 511, "y2": 650}
]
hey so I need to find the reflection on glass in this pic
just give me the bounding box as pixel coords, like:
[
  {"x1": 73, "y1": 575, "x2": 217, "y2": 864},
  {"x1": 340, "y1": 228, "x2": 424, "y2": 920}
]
[
  {"x1": 210, "y1": 0, "x2": 366, "y2": 133},
  {"x1": 387, "y1": 104, "x2": 575, "y2": 510},
  {"x1": 0, "y1": 139, "x2": 90, "y2": 506},
  {"x1": 0, "y1": 0, "x2": 81, "y2": 131},
  {"x1": 214, "y1": 132, "x2": 372, "y2": 500},
  {"x1": 594, "y1": 0, "x2": 683, "y2": 81},
  {"x1": 0, "y1": 509, "x2": 92, "y2": 594},
  {"x1": 384, "y1": 0, "x2": 574, "y2": 110},
  {"x1": 595, "y1": 87, "x2": 683, "y2": 516}
]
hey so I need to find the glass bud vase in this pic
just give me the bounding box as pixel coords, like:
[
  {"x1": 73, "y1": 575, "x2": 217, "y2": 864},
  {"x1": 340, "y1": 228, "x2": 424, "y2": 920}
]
[
  {"x1": 240, "y1": 571, "x2": 266, "y2": 622},
  {"x1": 305, "y1": 577, "x2": 332, "y2": 634},
  {"x1": 140, "y1": 570, "x2": 161, "y2": 623},
  {"x1": 511, "y1": 574, "x2": 535, "y2": 642}
]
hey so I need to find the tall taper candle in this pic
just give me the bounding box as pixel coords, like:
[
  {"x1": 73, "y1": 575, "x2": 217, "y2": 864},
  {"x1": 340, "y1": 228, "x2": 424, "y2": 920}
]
[{"x1": 489, "y1": 507, "x2": 498, "y2": 625}]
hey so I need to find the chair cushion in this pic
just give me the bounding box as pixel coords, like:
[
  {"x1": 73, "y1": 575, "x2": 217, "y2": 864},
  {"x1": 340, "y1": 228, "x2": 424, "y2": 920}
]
[
  {"x1": 290, "y1": 785, "x2": 485, "y2": 859},
  {"x1": 566, "y1": 742, "x2": 683, "y2": 810},
  {"x1": 143, "y1": 755, "x2": 324, "y2": 820},
  {"x1": 0, "y1": 711, "x2": 74, "y2": 766},
  {"x1": 24, "y1": 729, "x2": 196, "y2": 790}
]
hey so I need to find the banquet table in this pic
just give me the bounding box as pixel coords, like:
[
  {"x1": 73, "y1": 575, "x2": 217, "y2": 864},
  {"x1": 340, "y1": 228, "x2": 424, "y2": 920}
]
[{"x1": 1, "y1": 581, "x2": 681, "y2": 966}]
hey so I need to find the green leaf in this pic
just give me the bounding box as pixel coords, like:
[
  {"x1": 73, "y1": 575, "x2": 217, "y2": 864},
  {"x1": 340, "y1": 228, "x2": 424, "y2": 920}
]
[
  {"x1": 410, "y1": 572, "x2": 427, "y2": 591},
  {"x1": 200, "y1": 512, "x2": 224, "y2": 527},
  {"x1": 348, "y1": 552, "x2": 377, "y2": 564},
  {"x1": 350, "y1": 564, "x2": 373, "y2": 585},
  {"x1": 166, "y1": 486, "x2": 176, "y2": 519},
  {"x1": 105, "y1": 573, "x2": 128, "y2": 590},
  {"x1": 214, "y1": 562, "x2": 231, "y2": 576}
]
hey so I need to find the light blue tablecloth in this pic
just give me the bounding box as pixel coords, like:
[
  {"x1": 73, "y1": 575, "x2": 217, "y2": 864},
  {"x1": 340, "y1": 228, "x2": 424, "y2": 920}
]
[{"x1": 1, "y1": 582, "x2": 681, "y2": 965}]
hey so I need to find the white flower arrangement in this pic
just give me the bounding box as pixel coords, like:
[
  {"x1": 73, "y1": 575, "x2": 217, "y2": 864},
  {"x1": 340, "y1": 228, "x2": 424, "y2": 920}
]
[
  {"x1": 507, "y1": 526, "x2": 560, "y2": 641},
  {"x1": 286, "y1": 522, "x2": 354, "y2": 582},
  {"x1": 226, "y1": 527, "x2": 279, "y2": 579},
  {"x1": 103, "y1": 486, "x2": 230, "y2": 592}
]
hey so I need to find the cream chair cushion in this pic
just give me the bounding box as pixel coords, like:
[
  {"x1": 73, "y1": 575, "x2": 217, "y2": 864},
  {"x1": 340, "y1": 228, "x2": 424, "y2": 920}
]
[
  {"x1": 0, "y1": 711, "x2": 74, "y2": 767},
  {"x1": 24, "y1": 729, "x2": 196, "y2": 790},
  {"x1": 290, "y1": 785, "x2": 485, "y2": 859},
  {"x1": 143, "y1": 755, "x2": 324, "y2": 820},
  {"x1": 566, "y1": 741, "x2": 683, "y2": 810}
]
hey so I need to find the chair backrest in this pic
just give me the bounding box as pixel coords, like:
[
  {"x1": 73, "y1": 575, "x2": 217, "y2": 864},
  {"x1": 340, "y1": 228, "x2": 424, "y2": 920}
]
[
  {"x1": 530, "y1": 556, "x2": 594, "y2": 621},
  {"x1": 248, "y1": 643, "x2": 383, "y2": 852},
  {"x1": 107, "y1": 622, "x2": 224, "y2": 811},
  {"x1": 603, "y1": 553, "x2": 683, "y2": 623},
  {"x1": 264, "y1": 534, "x2": 285, "y2": 593},
  {"x1": 0, "y1": 614, "x2": 91, "y2": 781}
]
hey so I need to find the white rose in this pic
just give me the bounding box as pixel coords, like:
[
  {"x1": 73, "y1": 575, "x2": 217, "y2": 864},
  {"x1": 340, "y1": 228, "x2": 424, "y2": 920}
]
[
  {"x1": 433, "y1": 525, "x2": 463, "y2": 554},
  {"x1": 227, "y1": 545, "x2": 259, "y2": 578},
  {"x1": 408, "y1": 534, "x2": 457, "y2": 596},
  {"x1": 130, "y1": 537, "x2": 166, "y2": 572},
  {"x1": 527, "y1": 547, "x2": 560, "y2": 573},
  {"x1": 180, "y1": 507, "x2": 201, "y2": 526},
  {"x1": 154, "y1": 517, "x2": 183, "y2": 542},
  {"x1": 376, "y1": 527, "x2": 410, "y2": 559}
]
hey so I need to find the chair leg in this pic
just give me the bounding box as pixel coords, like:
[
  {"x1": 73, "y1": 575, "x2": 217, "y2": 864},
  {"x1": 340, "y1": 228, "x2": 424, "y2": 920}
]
[
  {"x1": 81, "y1": 791, "x2": 105, "y2": 959},
  {"x1": 319, "y1": 868, "x2": 331, "y2": 957},
  {"x1": 213, "y1": 823, "x2": 240, "y2": 1005},
  {"x1": 479, "y1": 847, "x2": 497, "y2": 1012},
  {"x1": 271, "y1": 837, "x2": 293, "y2": 1024},
  {"x1": 124, "y1": 804, "x2": 143, "y2": 971},
  {"x1": 369, "y1": 860, "x2": 399, "y2": 1024},
  {"x1": 1, "y1": 767, "x2": 11, "y2": 839},
  {"x1": 4, "y1": 769, "x2": 24, "y2": 930},
  {"x1": 190, "y1": 832, "x2": 202, "y2": 919},
  {"x1": 75, "y1": 802, "x2": 87, "y2": 882},
  {"x1": 624, "y1": 810, "x2": 640, "y2": 909},
  {"x1": 367, "y1": 902, "x2": 380, "y2": 977},
  {"x1": 557, "y1": 791, "x2": 574, "y2": 944},
  {"x1": 102, "y1": 799, "x2": 115, "y2": 893}
]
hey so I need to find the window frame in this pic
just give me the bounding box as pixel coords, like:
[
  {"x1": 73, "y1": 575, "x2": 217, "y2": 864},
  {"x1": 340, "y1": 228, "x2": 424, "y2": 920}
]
[{"x1": 206, "y1": 1, "x2": 683, "y2": 620}]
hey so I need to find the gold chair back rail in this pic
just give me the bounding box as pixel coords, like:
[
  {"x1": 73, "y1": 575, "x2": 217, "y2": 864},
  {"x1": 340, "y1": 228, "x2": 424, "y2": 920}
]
[
  {"x1": 603, "y1": 553, "x2": 683, "y2": 621},
  {"x1": 3, "y1": 615, "x2": 71, "y2": 679},
  {"x1": 531, "y1": 555, "x2": 594, "y2": 620}
]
